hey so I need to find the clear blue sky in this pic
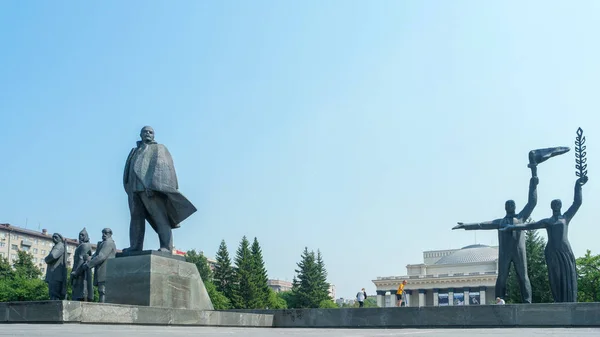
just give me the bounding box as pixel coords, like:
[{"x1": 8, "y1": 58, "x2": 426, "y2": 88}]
[{"x1": 1, "y1": 1, "x2": 599, "y2": 299}]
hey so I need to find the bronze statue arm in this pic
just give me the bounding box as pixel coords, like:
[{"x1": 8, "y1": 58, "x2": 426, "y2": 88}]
[
  {"x1": 500, "y1": 218, "x2": 551, "y2": 231},
  {"x1": 518, "y1": 177, "x2": 538, "y2": 220},
  {"x1": 564, "y1": 177, "x2": 587, "y2": 223},
  {"x1": 453, "y1": 219, "x2": 502, "y2": 230}
]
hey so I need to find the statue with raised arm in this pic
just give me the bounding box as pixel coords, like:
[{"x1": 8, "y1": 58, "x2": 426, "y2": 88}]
[
  {"x1": 502, "y1": 176, "x2": 587, "y2": 302},
  {"x1": 501, "y1": 129, "x2": 589, "y2": 303},
  {"x1": 452, "y1": 146, "x2": 569, "y2": 303}
]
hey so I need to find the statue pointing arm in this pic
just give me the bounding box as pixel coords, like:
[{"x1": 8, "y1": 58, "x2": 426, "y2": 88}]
[{"x1": 453, "y1": 219, "x2": 503, "y2": 230}]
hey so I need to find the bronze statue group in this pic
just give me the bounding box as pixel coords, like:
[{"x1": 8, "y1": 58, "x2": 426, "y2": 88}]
[
  {"x1": 44, "y1": 126, "x2": 588, "y2": 304},
  {"x1": 43, "y1": 126, "x2": 196, "y2": 302},
  {"x1": 453, "y1": 128, "x2": 588, "y2": 303}
]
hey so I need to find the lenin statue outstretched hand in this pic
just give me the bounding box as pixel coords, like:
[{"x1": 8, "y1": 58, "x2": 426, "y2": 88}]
[{"x1": 123, "y1": 126, "x2": 197, "y2": 252}]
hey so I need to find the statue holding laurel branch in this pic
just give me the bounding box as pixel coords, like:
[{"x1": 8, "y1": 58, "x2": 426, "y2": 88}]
[
  {"x1": 502, "y1": 128, "x2": 588, "y2": 302},
  {"x1": 453, "y1": 145, "x2": 570, "y2": 303}
]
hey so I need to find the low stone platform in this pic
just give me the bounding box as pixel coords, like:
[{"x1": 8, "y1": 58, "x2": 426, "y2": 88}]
[
  {"x1": 0, "y1": 301, "x2": 272, "y2": 327},
  {"x1": 105, "y1": 251, "x2": 213, "y2": 310},
  {"x1": 230, "y1": 302, "x2": 600, "y2": 328}
]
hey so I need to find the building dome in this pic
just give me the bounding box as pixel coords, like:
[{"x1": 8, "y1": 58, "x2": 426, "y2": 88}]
[{"x1": 434, "y1": 244, "x2": 498, "y2": 265}]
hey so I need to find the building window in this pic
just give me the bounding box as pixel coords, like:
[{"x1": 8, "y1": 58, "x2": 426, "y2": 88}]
[
  {"x1": 11, "y1": 244, "x2": 18, "y2": 250},
  {"x1": 42, "y1": 250, "x2": 46, "y2": 255},
  {"x1": 21, "y1": 246, "x2": 30, "y2": 252},
  {"x1": 11, "y1": 254, "x2": 17, "y2": 260},
  {"x1": 33, "y1": 248, "x2": 38, "y2": 254},
  {"x1": 10, "y1": 234, "x2": 18, "y2": 240},
  {"x1": 0, "y1": 242, "x2": 5, "y2": 247},
  {"x1": 35, "y1": 239, "x2": 38, "y2": 244},
  {"x1": 33, "y1": 258, "x2": 37, "y2": 263},
  {"x1": 40, "y1": 268, "x2": 45, "y2": 273}
]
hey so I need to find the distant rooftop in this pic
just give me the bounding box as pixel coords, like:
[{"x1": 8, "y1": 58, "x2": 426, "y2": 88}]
[{"x1": 434, "y1": 244, "x2": 498, "y2": 265}]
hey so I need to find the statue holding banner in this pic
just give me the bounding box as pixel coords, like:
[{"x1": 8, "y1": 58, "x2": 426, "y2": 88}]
[
  {"x1": 453, "y1": 146, "x2": 570, "y2": 303},
  {"x1": 502, "y1": 128, "x2": 588, "y2": 303}
]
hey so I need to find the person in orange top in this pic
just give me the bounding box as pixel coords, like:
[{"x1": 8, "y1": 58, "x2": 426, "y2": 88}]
[{"x1": 396, "y1": 280, "x2": 407, "y2": 307}]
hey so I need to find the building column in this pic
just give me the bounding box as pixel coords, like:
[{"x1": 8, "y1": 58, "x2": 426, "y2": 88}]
[
  {"x1": 464, "y1": 288, "x2": 470, "y2": 306},
  {"x1": 448, "y1": 289, "x2": 454, "y2": 306},
  {"x1": 480, "y1": 286, "x2": 487, "y2": 305},
  {"x1": 389, "y1": 292, "x2": 397, "y2": 307},
  {"x1": 418, "y1": 289, "x2": 426, "y2": 307},
  {"x1": 376, "y1": 290, "x2": 386, "y2": 307},
  {"x1": 404, "y1": 290, "x2": 412, "y2": 307},
  {"x1": 433, "y1": 288, "x2": 439, "y2": 306}
]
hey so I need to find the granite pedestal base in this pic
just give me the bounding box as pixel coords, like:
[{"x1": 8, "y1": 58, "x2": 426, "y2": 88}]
[
  {"x1": 0, "y1": 301, "x2": 272, "y2": 326},
  {"x1": 105, "y1": 251, "x2": 213, "y2": 310}
]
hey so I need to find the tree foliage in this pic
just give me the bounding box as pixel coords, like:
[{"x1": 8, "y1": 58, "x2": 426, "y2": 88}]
[
  {"x1": 0, "y1": 251, "x2": 48, "y2": 302},
  {"x1": 231, "y1": 236, "x2": 260, "y2": 309},
  {"x1": 250, "y1": 237, "x2": 271, "y2": 309},
  {"x1": 577, "y1": 250, "x2": 600, "y2": 302},
  {"x1": 506, "y1": 230, "x2": 552, "y2": 303},
  {"x1": 185, "y1": 249, "x2": 213, "y2": 282},
  {"x1": 185, "y1": 249, "x2": 231, "y2": 309},
  {"x1": 290, "y1": 247, "x2": 332, "y2": 308},
  {"x1": 204, "y1": 279, "x2": 232, "y2": 309},
  {"x1": 213, "y1": 240, "x2": 235, "y2": 301}
]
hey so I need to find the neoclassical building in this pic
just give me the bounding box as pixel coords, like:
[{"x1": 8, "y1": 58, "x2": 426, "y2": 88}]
[{"x1": 372, "y1": 244, "x2": 499, "y2": 307}]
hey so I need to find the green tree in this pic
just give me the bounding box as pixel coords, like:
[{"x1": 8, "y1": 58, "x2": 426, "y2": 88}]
[
  {"x1": 213, "y1": 240, "x2": 235, "y2": 301},
  {"x1": 0, "y1": 251, "x2": 48, "y2": 302},
  {"x1": 13, "y1": 251, "x2": 42, "y2": 279},
  {"x1": 185, "y1": 249, "x2": 231, "y2": 309},
  {"x1": 277, "y1": 290, "x2": 296, "y2": 308},
  {"x1": 290, "y1": 247, "x2": 331, "y2": 308},
  {"x1": 250, "y1": 237, "x2": 270, "y2": 309},
  {"x1": 577, "y1": 250, "x2": 600, "y2": 302},
  {"x1": 231, "y1": 236, "x2": 260, "y2": 309},
  {"x1": 364, "y1": 296, "x2": 378, "y2": 307},
  {"x1": 267, "y1": 289, "x2": 288, "y2": 309},
  {"x1": 0, "y1": 255, "x2": 13, "y2": 279},
  {"x1": 204, "y1": 280, "x2": 232, "y2": 309},
  {"x1": 185, "y1": 249, "x2": 213, "y2": 282},
  {"x1": 316, "y1": 250, "x2": 332, "y2": 302},
  {"x1": 506, "y1": 229, "x2": 552, "y2": 303}
]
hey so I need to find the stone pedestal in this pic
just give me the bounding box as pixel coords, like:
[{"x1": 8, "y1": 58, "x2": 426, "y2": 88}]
[{"x1": 105, "y1": 251, "x2": 213, "y2": 310}]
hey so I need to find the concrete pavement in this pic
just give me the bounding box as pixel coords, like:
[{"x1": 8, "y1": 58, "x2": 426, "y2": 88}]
[{"x1": 1, "y1": 325, "x2": 600, "y2": 337}]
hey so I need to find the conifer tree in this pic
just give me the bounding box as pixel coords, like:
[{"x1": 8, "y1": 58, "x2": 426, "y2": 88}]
[
  {"x1": 291, "y1": 247, "x2": 331, "y2": 308},
  {"x1": 213, "y1": 240, "x2": 235, "y2": 301},
  {"x1": 316, "y1": 250, "x2": 332, "y2": 303},
  {"x1": 250, "y1": 237, "x2": 270, "y2": 308},
  {"x1": 232, "y1": 236, "x2": 259, "y2": 309},
  {"x1": 185, "y1": 248, "x2": 231, "y2": 309}
]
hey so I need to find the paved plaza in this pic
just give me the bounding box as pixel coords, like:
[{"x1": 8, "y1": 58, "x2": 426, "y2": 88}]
[{"x1": 1, "y1": 325, "x2": 600, "y2": 337}]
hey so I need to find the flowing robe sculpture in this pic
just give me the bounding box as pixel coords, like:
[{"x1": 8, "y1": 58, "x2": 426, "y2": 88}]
[
  {"x1": 71, "y1": 228, "x2": 94, "y2": 301},
  {"x1": 44, "y1": 233, "x2": 67, "y2": 300},
  {"x1": 123, "y1": 126, "x2": 196, "y2": 252},
  {"x1": 83, "y1": 228, "x2": 116, "y2": 303},
  {"x1": 502, "y1": 177, "x2": 587, "y2": 302}
]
